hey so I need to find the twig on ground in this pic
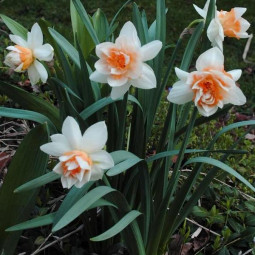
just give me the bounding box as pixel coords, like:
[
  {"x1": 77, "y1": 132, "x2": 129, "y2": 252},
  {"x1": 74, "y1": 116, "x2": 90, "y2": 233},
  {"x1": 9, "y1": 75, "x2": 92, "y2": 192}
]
[
  {"x1": 31, "y1": 233, "x2": 52, "y2": 255},
  {"x1": 186, "y1": 217, "x2": 221, "y2": 237},
  {"x1": 242, "y1": 248, "x2": 253, "y2": 255},
  {"x1": 30, "y1": 225, "x2": 84, "y2": 255}
]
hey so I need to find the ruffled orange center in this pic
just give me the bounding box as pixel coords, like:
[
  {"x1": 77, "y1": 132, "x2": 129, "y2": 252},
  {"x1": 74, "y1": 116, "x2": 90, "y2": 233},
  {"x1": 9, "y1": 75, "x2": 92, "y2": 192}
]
[
  {"x1": 192, "y1": 74, "x2": 224, "y2": 107},
  {"x1": 107, "y1": 50, "x2": 129, "y2": 69},
  {"x1": 15, "y1": 45, "x2": 34, "y2": 70},
  {"x1": 61, "y1": 150, "x2": 92, "y2": 178},
  {"x1": 106, "y1": 48, "x2": 136, "y2": 79},
  {"x1": 218, "y1": 9, "x2": 241, "y2": 38}
]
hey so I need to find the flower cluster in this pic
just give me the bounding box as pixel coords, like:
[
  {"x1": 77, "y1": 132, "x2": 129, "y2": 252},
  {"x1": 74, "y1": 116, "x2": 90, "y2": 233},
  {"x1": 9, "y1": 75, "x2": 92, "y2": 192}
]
[
  {"x1": 4, "y1": 1, "x2": 250, "y2": 188},
  {"x1": 167, "y1": 0, "x2": 250, "y2": 116}
]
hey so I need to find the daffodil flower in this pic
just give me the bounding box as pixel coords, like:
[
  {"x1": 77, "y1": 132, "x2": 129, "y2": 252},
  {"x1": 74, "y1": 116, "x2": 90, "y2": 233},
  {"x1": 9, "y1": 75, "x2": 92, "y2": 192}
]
[
  {"x1": 40, "y1": 117, "x2": 114, "y2": 189},
  {"x1": 90, "y1": 21, "x2": 162, "y2": 99},
  {"x1": 167, "y1": 47, "x2": 246, "y2": 117},
  {"x1": 4, "y1": 23, "x2": 54, "y2": 85},
  {"x1": 194, "y1": 0, "x2": 250, "y2": 50}
]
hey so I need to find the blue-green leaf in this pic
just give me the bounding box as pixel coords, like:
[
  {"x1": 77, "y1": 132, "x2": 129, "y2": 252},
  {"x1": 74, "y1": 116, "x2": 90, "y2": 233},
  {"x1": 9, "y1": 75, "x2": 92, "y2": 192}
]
[
  {"x1": 107, "y1": 157, "x2": 142, "y2": 177},
  {"x1": 91, "y1": 210, "x2": 141, "y2": 241},
  {"x1": 0, "y1": 107, "x2": 57, "y2": 134},
  {"x1": 184, "y1": 157, "x2": 255, "y2": 192},
  {"x1": 72, "y1": 0, "x2": 100, "y2": 45},
  {"x1": 0, "y1": 124, "x2": 49, "y2": 254},
  {"x1": 0, "y1": 81, "x2": 60, "y2": 130},
  {"x1": 14, "y1": 172, "x2": 60, "y2": 193},
  {"x1": 49, "y1": 28, "x2": 80, "y2": 68},
  {"x1": 6, "y1": 213, "x2": 55, "y2": 232},
  {"x1": 52, "y1": 186, "x2": 115, "y2": 232},
  {"x1": 0, "y1": 14, "x2": 28, "y2": 39}
]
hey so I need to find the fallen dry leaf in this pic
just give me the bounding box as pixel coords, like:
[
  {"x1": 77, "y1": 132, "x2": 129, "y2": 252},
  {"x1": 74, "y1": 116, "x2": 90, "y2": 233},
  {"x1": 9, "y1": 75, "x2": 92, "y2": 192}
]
[
  {"x1": 0, "y1": 152, "x2": 11, "y2": 173},
  {"x1": 181, "y1": 243, "x2": 193, "y2": 255},
  {"x1": 245, "y1": 133, "x2": 255, "y2": 140}
]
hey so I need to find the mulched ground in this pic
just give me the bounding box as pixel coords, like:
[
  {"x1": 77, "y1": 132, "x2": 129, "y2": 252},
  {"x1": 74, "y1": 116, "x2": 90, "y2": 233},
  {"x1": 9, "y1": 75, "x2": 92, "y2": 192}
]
[{"x1": 0, "y1": 118, "x2": 29, "y2": 187}]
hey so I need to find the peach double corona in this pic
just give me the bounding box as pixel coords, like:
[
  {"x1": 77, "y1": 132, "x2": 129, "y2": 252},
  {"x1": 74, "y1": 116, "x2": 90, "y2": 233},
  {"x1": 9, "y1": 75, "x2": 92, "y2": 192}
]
[
  {"x1": 40, "y1": 117, "x2": 114, "y2": 189},
  {"x1": 4, "y1": 23, "x2": 54, "y2": 85},
  {"x1": 194, "y1": 0, "x2": 250, "y2": 50},
  {"x1": 167, "y1": 47, "x2": 246, "y2": 117},
  {"x1": 90, "y1": 21, "x2": 162, "y2": 99}
]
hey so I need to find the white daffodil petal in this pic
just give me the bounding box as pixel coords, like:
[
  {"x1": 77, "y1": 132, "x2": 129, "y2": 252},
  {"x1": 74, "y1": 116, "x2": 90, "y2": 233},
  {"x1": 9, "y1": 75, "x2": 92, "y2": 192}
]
[
  {"x1": 119, "y1": 21, "x2": 137, "y2": 37},
  {"x1": 207, "y1": 19, "x2": 224, "y2": 51},
  {"x1": 76, "y1": 156, "x2": 91, "y2": 170},
  {"x1": 33, "y1": 44, "x2": 54, "y2": 61},
  {"x1": 175, "y1": 67, "x2": 189, "y2": 81},
  {"x1": 90, "y1": 71, "x2": 108, "y2": 84},
  {"x1": 75, "y1": 171, "x2": 91, "y2": 188},
  {"x1": 34, "y1": 60, "x2": 48, "y2": 83},
  {"x1": 90, "y1": 165, "x2": 104, "y2": 181},
  {"x1": 59, "y1": 154, "x2": 75, "y2": 162},
  {"x1": 132, "y1": 64, "x2": 156, "y2": 89},
  {"x1": 6, "y1": 46, "x2": 20, "y2": 52},
  {"x1": 223, "y1": 85, "x2": 246, "y2": 105},
  {"x1": 61, "y1": 176, "x2": 69, "y2": 188},
  {"x1": 210, "y1": 70, "x2": 236, "y2": 89},
  {"x1": 62, "y1": 116, "x2": 83, "y2": 150},
  {"x1": 212, "y1": 36, "x2": 224, "y2": 51},
  {"x1": 193, "y1": 0, "x2": 210, "y2": 19},
  {"x1": 228, "y1": 69, "x2": 242, "y2": 81},
  {"x1": 50, "y1": 134, "x2": 71, "y2": 149},
  {"x1": 107, "y1": 76, "x2": 128, "y2": 87},
  {"x1": 119, "y1": 21, "x2": 141, "y2": 47},
  {"x1": 9, "y1": 34, "x2": 28, "y2": 47},
  {"x1": 96, "y1": 42, "x2": 115, "y2": 58},
  {"x1": 196, "y1": 47, "x2": 224, "y2": 71},
  {"x1": 167, "y1": 81, "x2": 193, "y2": 104},
  {"x1": 81, "y1": 121, "x2": 107, "y2": 153},
  {"x1": 4, "y1": 51, "x2": 21, "y2": 68},
  {"x1": 27, "y1": 63, "x2": 40, "y2": 85},
  {"x1": 193, "y1": 4, "x2": 207, "y2": 19},
  {"x1": 141, "y1": 40, "x2": 162, "y2": 61},
  {"x1": 40, "y1": 142, "x2": 70, "y2": 156},
  {"x1": 28, "y1": 23, "x2": 43, "y2": 48},
  {"x1": 66, "y1": 177, "x2": 78, "y2": 189},
  {"x1": 90, "y1": 150, "x2": 114, "y2": 169},
  {"x1": 95, "y1": 59, "x2": 110, "y2": 74},
  {"x1": 197, "y1": 104, "x2": 218, "y2": 117},
  {"x1": 236, "y1": 32, "x2": 250, "y2": 38},
  {"x1": 14, "y1": 63, "x2": 24, "y2": 72},
  {"x1": 76, "y1": 170, "x2": 85, "y2": 182},
  {"x1": 217, "y1": 100, "x2": 224, "y2": 109},
  {"x1": 53, "y1": 162, "x2": 63, "y2": 175},
  {"x1": 110, "y1": 83, "x2": 131, "y2": 100},
  {"x1": 234, "y1": 7, "x2": 247, "y2": 20},
  {"x1": 67, "y1": 161, "x2": 78, "y2": 170},
  {"x1": 239, "y1": 18, "x2": 250, "y2": 33}
]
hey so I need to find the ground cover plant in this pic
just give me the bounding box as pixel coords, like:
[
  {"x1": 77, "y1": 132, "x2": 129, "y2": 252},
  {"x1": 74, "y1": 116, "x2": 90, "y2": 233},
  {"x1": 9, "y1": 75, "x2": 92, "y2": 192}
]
[{"x1": 0, "y1": 0, "x2": 255, "y2": 254}]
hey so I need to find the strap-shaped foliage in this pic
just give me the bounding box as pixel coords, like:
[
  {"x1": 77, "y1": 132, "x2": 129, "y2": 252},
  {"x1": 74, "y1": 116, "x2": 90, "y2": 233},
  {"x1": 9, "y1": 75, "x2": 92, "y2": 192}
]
[
  {"x1": 0, "y1": 124, "x2": 49, "y2": 254},
  {"x1": 0, "y1": 14, "x2": 28, "y2": 39},
  {"x1": 0, "y1": 82, "x2": 60, "y2": 130}
]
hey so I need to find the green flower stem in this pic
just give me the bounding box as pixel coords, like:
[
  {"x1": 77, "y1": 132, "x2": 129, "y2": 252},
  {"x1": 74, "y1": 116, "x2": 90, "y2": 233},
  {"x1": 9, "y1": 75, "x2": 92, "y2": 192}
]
[
  {"x1": 187, "y1": 19, "x2": 204, "y2": 29},
  {"x1": 146, "y1": 107, "x2": 197, "y2": 255},
  {"x1": 116, "y1": 92, "x2": 128, "y2": 150}
]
